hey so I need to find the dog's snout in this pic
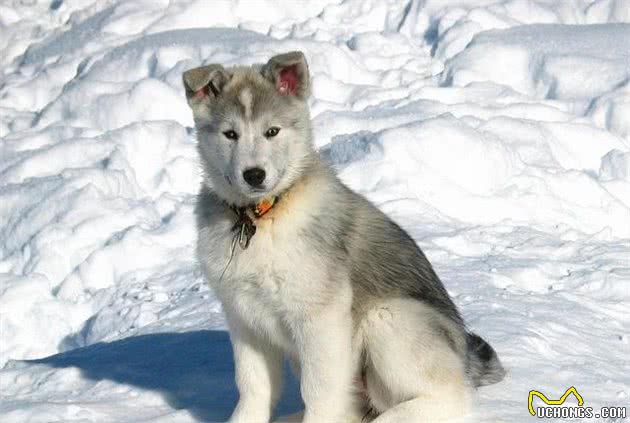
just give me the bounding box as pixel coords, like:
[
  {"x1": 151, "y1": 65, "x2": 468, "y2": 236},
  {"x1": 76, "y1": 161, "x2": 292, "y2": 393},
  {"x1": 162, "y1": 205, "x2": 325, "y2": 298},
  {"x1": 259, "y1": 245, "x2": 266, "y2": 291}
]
[{"x1": 243, "y1": 167, "x2": 266, "y2": 187}]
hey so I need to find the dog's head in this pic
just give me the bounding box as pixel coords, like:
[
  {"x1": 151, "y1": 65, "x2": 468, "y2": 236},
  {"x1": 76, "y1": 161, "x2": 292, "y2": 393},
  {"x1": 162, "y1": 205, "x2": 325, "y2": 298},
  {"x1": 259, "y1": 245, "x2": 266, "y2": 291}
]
[{"x1": 183, "y1": 51, "x2": 314, "y2": 206}]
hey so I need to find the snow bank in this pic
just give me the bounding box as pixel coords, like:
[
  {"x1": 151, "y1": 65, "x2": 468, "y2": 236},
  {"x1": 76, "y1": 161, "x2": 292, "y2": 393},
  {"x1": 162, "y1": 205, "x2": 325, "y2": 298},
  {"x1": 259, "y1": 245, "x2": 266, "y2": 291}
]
[
  {"x1": 443, "y1": 24, "x2": 630, "y2": 100},
  {"x1": 1, "y1": 0, "x2": 629, "y2": 422}
]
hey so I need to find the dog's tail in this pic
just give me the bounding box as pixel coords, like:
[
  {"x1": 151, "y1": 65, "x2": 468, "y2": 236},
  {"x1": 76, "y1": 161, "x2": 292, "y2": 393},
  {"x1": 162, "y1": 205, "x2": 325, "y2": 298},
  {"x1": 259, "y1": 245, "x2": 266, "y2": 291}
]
[{"x1": 466, "y1": 332, "x2": 506, "y2": 386}]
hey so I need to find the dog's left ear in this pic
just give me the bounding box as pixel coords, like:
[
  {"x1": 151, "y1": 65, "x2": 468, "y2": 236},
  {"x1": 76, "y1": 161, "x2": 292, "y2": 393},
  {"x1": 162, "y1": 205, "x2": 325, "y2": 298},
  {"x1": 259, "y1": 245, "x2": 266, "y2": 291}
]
[{"x1": 262, "y1": 51, "x2": 310, "y2": 99}]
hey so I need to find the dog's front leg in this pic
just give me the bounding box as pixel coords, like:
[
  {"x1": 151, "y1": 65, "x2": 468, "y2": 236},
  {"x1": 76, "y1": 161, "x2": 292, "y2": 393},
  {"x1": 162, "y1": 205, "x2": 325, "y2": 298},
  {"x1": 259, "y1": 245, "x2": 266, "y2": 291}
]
[
  {"x1": 228, "y1": 314, "x2": 283, "y2": 423},
  {"x1": 292, "y1": 298, "x2": 355, "y2": 423}
]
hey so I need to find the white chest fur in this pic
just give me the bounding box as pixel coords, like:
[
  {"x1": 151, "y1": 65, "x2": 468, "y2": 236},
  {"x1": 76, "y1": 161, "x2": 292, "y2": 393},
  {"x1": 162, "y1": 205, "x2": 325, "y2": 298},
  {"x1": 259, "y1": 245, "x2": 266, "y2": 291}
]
[{"x1": 197, "y1": 205, "x2": 323, "y2": 354}]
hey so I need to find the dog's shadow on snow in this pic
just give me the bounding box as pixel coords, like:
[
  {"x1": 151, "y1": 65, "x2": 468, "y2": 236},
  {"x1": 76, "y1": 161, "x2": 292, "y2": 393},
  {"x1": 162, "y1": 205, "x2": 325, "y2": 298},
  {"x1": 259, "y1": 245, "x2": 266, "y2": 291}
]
[{"x1": 31, "y1": 330, "x2": 302, "y2": 422}]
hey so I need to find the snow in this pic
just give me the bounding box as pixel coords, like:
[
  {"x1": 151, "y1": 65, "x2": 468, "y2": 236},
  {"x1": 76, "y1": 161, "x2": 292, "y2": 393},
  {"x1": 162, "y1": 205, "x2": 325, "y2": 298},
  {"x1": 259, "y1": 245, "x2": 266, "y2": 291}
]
[
  {"x1": 1, "y1": 1, "x2": 629, "y2": 422},
  {"x1": 442, "y1": 23, "x2": 630, "y2": 100}
]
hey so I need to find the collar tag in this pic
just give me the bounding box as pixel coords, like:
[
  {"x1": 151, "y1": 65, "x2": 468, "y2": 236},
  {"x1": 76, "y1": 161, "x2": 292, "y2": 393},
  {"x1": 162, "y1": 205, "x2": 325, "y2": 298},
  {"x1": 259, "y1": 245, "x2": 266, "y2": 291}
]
[
  {"x1": 237, "y1": 219, "x2": 256, "y2": 249},
  {"x1": 228, "y1": 196, "x2": 276, "y2": 250},
  {"x1": 231, "y1": 211, "x2": 256, "y2": 250}
]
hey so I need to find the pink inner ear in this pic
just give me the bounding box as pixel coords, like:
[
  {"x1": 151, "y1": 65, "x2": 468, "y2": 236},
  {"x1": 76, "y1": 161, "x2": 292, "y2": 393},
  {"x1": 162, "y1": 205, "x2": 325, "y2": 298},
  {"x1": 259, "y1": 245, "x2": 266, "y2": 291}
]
[
  {"x1": 278, "y1": 65, "x2": 299, "y2": 95},
  {"x1": 194, "y1": 85, "x2": 210, "y2": 99}
]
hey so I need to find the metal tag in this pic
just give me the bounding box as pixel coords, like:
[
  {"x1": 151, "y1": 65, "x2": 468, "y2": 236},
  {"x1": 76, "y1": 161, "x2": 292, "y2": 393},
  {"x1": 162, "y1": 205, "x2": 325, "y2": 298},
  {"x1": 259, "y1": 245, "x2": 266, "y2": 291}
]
[{"x1": 237, "y1": 221, "x2": 256, "y2": 250}]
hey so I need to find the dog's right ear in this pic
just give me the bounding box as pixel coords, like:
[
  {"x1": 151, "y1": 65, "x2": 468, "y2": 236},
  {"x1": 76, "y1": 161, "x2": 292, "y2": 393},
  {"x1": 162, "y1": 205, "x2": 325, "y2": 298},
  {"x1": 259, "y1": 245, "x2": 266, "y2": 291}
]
[{"x1": 182, "y1": 64, "x2": 229, "y2": 107}]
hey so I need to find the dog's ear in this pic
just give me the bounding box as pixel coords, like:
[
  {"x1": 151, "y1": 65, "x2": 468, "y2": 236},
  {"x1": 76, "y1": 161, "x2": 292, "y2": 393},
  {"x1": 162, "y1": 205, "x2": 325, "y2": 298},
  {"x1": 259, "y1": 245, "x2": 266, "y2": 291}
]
[
  {"x1": 262, "y1": 51, "x2": 310, "y2": 99},
  {"x1": 182, "y1": 64, "x2": 229, "y2": 107}
]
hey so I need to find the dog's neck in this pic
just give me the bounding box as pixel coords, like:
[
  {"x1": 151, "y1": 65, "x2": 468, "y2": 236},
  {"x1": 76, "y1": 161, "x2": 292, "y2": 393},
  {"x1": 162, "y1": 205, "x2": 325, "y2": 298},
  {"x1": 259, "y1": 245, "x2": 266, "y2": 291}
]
[
  {"x1": 226, "y1": 196, "x2": 278, "y2": 250},
  {"x1": 229, "y1": 196, "x2": 277, "y2": 220}
]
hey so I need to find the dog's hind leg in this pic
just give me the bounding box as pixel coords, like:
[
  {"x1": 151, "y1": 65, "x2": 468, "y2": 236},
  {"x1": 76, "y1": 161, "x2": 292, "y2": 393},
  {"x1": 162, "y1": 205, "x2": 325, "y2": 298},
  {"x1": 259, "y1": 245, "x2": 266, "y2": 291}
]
[{"x1": 361, "y1": 298, "x2": 474, "y2": 423}]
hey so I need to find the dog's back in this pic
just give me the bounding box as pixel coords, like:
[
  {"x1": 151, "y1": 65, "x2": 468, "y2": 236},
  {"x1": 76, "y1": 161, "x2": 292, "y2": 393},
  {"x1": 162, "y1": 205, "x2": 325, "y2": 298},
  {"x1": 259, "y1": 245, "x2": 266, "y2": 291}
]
[
  {"x1": 296, "y1": 165, "x2": 506, "y2": 385},
  {"x1": 309, "y1": 172, "x2": 506, "y2": 416}
]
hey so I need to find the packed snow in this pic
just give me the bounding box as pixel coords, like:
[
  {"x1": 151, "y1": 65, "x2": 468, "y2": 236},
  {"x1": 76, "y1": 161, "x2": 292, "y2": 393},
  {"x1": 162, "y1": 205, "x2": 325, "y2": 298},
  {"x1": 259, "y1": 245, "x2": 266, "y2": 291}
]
[{"x1": 1, "y1": 1, "x2": 629, "y2": 422}]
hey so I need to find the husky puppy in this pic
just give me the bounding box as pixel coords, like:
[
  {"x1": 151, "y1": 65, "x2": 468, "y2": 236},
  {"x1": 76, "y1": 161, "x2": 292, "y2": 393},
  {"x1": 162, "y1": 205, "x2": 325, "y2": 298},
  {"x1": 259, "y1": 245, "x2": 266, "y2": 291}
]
[{"x1": 184, "y1": 51, "x2": 505, "y2": 423}]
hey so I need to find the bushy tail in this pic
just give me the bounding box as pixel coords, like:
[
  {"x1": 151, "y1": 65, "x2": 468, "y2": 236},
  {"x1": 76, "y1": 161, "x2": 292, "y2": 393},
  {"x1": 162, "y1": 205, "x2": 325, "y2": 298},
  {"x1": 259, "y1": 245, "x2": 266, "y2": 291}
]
[{"x1": 466, "y1": 333, "x2": 506, "y2": 387}]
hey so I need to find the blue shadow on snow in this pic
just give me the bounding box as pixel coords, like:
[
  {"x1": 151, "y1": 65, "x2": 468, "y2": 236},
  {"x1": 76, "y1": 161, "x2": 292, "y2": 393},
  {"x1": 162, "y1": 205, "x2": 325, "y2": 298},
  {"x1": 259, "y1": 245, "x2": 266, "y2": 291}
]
[{"x1": 30, "y1": 330, "x2": 302, "y2": 422}]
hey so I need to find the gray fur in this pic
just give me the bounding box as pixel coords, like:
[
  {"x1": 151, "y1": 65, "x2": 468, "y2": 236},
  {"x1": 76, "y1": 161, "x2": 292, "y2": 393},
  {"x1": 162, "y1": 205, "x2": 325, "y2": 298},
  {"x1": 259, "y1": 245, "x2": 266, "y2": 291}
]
[
  {"x1": 187, "y1": 51, "x2": 505, "y2": 420},
  {"x1": 290, "y1": 175, "x2": 506, "y2": 385}
]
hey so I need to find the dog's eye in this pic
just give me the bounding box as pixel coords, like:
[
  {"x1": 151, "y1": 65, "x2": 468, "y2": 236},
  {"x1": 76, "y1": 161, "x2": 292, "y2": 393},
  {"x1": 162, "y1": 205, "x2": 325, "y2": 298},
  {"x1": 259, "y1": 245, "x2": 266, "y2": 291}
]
[
  {"x1": 223, "y1": 130, "x2": 239, "y2": 141},
  {"x1": 264, "y1": 127, "x2": 281, "y2": 138}
]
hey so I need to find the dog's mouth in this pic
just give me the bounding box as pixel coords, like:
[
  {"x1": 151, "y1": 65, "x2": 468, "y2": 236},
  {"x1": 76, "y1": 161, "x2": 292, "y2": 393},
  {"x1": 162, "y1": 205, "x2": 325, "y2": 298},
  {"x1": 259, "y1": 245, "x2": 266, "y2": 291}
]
[
  {"x1": 222, "y1": 170, "x2": 286, "y2": 202},
  {"x1": 224, "y1": 176, "x2": 267, "y2": 200},
  {"x1": 244, "y1": 187, "x2": 273, "y2": 200},
  {"x1": 243, "y1": 176, "x2": 285, "y2": 201}
]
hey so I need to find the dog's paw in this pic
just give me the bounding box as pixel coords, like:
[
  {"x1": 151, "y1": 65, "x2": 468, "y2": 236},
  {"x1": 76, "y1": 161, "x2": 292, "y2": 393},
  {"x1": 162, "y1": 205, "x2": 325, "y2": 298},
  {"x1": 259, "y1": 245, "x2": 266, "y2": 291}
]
[{"x1": 278, "y1": 411, "x2": 367, "y2": 423}]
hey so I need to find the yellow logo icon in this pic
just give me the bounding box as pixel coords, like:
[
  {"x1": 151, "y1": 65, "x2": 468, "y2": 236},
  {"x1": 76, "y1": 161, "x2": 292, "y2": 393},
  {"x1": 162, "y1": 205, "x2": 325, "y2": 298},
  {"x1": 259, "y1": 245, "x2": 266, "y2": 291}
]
[{"x1": 528, "y1": 387, "x2": 584, "y2": 416}]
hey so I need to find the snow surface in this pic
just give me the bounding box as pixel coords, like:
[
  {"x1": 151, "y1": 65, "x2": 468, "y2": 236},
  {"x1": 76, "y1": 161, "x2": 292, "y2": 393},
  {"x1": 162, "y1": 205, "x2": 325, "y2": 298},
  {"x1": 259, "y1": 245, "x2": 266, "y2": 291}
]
[{"x1": 1, "y1": 1, "x2": 629, "y2": 422}]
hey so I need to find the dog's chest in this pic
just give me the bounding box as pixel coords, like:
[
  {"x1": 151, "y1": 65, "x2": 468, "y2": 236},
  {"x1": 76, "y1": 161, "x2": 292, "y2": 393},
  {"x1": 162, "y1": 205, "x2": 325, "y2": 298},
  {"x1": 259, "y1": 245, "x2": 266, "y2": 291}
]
[{"x1": 204, "y1": 215, "x2": 317, "y2": 349}]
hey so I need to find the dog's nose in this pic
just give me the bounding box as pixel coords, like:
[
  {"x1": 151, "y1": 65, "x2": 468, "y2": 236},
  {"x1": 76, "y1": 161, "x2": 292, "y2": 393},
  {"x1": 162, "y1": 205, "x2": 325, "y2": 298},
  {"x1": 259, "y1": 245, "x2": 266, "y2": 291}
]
[{"x1": 243, "y1": 167, "x2": 266, "y2": 187}]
